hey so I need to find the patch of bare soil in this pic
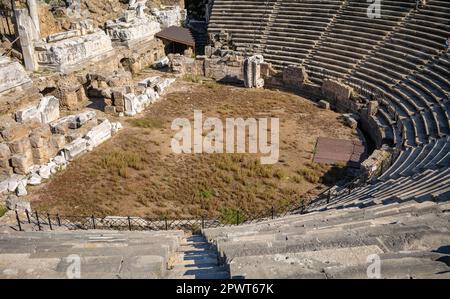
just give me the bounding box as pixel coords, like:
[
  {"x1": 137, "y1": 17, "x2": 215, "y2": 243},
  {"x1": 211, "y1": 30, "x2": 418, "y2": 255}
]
[{"x1": 30, "y1": 80, "x2": 359, "y2": 219}]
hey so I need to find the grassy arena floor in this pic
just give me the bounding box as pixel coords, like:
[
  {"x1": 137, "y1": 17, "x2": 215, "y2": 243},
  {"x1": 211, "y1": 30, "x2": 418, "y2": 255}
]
[{"x1": 30, "y1": 80, "x2": 360, "y2": 219}]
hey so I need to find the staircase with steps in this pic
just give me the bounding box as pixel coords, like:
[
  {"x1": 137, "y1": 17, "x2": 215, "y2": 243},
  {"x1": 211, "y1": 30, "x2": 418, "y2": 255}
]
[{"x1": 167, "y1": 234, "x2": 229, "y2": 279}]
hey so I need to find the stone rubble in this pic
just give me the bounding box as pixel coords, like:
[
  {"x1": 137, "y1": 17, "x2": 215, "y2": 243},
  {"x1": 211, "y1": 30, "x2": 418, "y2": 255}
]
[
  {"x1": 106, "y1": 2, "x2": 161, "y2": 45},
  {"x1": 123, "y1": 77, "x2": 176, "y2": 116},
  {"x1": 15, "y1": 96, "x2": 60, "y2": 125}
]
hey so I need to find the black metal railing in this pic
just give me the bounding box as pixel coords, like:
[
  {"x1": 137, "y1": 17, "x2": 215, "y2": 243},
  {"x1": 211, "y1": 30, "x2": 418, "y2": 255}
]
[{"x1": 14, "y1": 199, "x2": 309, "y2": 232}]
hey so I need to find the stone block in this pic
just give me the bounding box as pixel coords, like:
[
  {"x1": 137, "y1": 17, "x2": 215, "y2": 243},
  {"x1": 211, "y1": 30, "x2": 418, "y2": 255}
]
[
  {"x1": 50, "y1": 115, "x2": 77, "y2": 134},
  {"x1": 104, "y1": 106, "x2": 117, "y2": 114},
  {"x1": 60, "y1": 90, "x2": 79, "y2": 110},
  {"x1": 8, "y1": 138, "x2": 32, "y2": 156},
  {"x1": 15, "y1": 106, "x2": 41, "y2": 124},
  {"x1": 38, "y1": 96, "x2": 60, "y2": 124},
  {"x1": 124, "y1": 93, "x2": 138, "y2": 116},
  {"x1": 28, "y1": 173, "x2": 42, "y2": 186},
  {"x1": 318, "y1": 100, "x2": 330, "y2": 110},
  {"x1": 321, "y1": 79, "x2": 354, "y2": 102},
  {"x1": 0, "y1": 56, "x2": 32, "y2": 95},
  {"x1": 38, "y1": 165, "x2": 51, "y2": 179},
  {"x1": 368, "y1": 101, "x2": 379, "y2": 116},
  {"x1": 29, "y1": 125, "x2": 52, "y2": 148},
  {"x1": 76, "y1": 111, "x2": 97, "y2": 128},
  {"x1": 1, "y1": 122, "x2": 39, "y2": 142},
  {"x1": 85, "y1": 120, "x2": 112, "y2": 148},
  {"x1": 63, "y1": 138, "x2": 87, "y2": 161},
  {"x1": 47, "y1": 30, "x2": 80, "y2": 43},
  {"x1": 283, "y1": 65, "x2": 308, "y2": 88},
  {"x1": 50, "y1": 134, "x2": 66, "y2": 152},
  {"x1": 11, "y1": 154, "x2": 33, "y2": 174},
  {"x1": 0, "y1": 143, "x2": 11, "y2": 160}
]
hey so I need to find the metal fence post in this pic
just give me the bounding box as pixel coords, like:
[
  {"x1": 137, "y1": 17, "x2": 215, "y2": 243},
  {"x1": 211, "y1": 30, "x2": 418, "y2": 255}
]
[
  {"x1": 56, "y1": 214, "x2": 61, "y2": 227},
  {"x1": 91, "y1": 215, "x2": 96, "y2": 229},
  {"x1": 15, "y1": 210, "x2": 22, "y2": 231},
  {"x1": 35, "y1": 211, "x2": 41, "y2": 231},
  {"x1": 164, "y1": 217, "x2": 168, "y2": 230},
  {"x1": 25, "y1": 209, "x2": 31, "y2": 224},
  {"x1": 128, "y1": 216, "x2": 132, "y2": 231},
  {"x1": 201, "y1": 216, "x2": 205, "y2": 229},
  {"x1": 271, "y1": 206, "x2": 275, "y2": 219},
  {"x1": 47, "y1": 213, "x2": 52, "y2": 230},
  {"x1": 236, "y1": 210, "x2": 240, "y2": 225}
]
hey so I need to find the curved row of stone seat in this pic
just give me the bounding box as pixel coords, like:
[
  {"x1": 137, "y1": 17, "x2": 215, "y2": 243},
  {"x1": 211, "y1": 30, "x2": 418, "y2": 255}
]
[
  {"x1": 0, "y1": 230, "x2": 183, "y2": 278},
  {"x1": 262, "y1": 0, "x2": 343, "y2": 67},
  {"x1": 208, "y1": 0, "x2": 278, "y2": 52},
  {"x1": 378, "y1": 136, "x2": 450, "y2": 181},
  {"x1": 203, "y1": 200, "x2": 450, "y2": 278},
  {"x1": 305, "y1": 0, "x2": 416, "y2": 82},
  {"x1": 314, "y1": 168, "x2": 450, "y2": 211}
]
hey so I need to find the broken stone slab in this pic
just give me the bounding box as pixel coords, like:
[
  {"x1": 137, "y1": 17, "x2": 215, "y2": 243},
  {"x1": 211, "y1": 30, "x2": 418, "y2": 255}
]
[
  {"x1": 38, "y1": 96, "x2": 60, "y2": 124},
  {"x1": 85, "y1": 119, "x2": 112, "y2": 149},
  {"x1": 16, "y1": 181, "x2": 28, "y2": 197},
  {"x1": 135, "y1": 94, "x2": 149, "y2": 108},
  {"x1": 50, "y1": 115, "x2": 77, "y2": 134},
  {"x1": 145, "y1": 87, "x2": 158, "y2": 103},
  {"x1": 124, "y1": 93, "x2": 138, "y2": 116},
  {"x1": 138, "y1": 76, "x2": 160, "y2": 88},
  {"x1": 63, "y1": 138, "x2": 87, "y2": 161},
  {"x1": 76, "y1": 111, "x2": 97, "y2": 128},
  {"x1": 15, "y1": 106, "x2": 41, "y2": 124},
  {"x1": 52, "y1": 154, "x2": 67, "y2": 166},
  {"x1": 47, "y1": 30, "x2": 81, "y2": 43},
  {"x1": 111, "y1": 122, "x2": 123, "y2": 135},
  {"x1": 47, "y1": 161, "x2": 58, "y2": 174},
  {"x1": 28, "y1": 173, "x2": 42, "y2": 186},
  {"x1": 6, "y1": 195, "x2": 30, "y2": 210},
  {"x1": 0, "y1": 56, "x2": 32, "y2": 95},
  {"x1": 154, "y1": 56, "x2": 169, "y2": 69},
  {"x1": 38, "y1": 165, "x2": 51, "y2": 179},
  {"x1": 155, "y1": 78, "x2": 176, "y2": 94}
]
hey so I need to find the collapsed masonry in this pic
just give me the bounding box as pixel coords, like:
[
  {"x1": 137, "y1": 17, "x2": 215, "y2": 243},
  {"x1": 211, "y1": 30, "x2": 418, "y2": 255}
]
[
  {"x1": 106, "y1": 1, "x2": 161, "y2": 46},
  {"x1": 0, "y1": 95, "x2": 122, "y2": 198},
  {"x1": 35, "y1": 22, "x2": 114, "y2": 73},
  {"x1": 87, "y1": 74, "x2": 177, "y2": 116}
]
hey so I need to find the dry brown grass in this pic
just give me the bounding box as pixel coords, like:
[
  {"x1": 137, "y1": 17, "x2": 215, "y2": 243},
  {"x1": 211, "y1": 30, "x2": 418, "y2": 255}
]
[{"x1": 30, "y1": 82, "x2": 358, "y2": 218}]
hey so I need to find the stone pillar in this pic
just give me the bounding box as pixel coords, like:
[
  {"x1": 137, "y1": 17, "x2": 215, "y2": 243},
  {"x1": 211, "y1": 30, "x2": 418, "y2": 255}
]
[
  {"x1": 244, "y1": 55, "x2": 264, "y2": 88},
  {"x1": 26, "y1": 0, "x2": 41, "y2": 39},
  {"x1": 14, "y1": 8, "x2": 39, "y2": 71}
]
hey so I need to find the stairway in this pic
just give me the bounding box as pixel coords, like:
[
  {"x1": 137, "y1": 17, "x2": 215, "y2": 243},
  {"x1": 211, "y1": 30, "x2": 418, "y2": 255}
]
[{"x1": 167, "y1": 234, "x2": 230, "y2": 279}]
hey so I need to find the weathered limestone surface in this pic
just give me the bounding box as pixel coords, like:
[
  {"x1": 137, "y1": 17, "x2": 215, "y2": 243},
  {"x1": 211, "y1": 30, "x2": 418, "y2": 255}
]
[
  {"x1": 63, "y1": 137, "x2": 87, "y2": 161},
  {"x1": 35, "y1": 30, "x2": 114, "y2": 73},
  {"x1": 106, "y1": 14, "x2": 161, "y2": 44},
  {"x1": 151, "y1": 6, "x2": 186, "y2": 28},
  {"x1": 321, "y1": 79, "x2": 361, "y2": 112},
  {"x1": 244, "y1": 55, "x2": 264, "y2": 88},
  {"x1": 322, "y1": 79, "x2": 353, "y2": 102},
  {"x1": 85, "y1": 120, "x2": 112, "y2": 149},
  {"x1": 38, "y1": 96, "x2": 60, "y2": 124},
  {"x1": 0, "y1": 57, "x2": 32, "y2": 95},
  {"x1": 283, "y1": 65, "x2": 308, "y2": 88},
  {"x1": 361, "y1": 147, "x2": 393, "y2": 179},
  {"x1": 123, "y1": 77, "x2": 175, "y2": 116}
]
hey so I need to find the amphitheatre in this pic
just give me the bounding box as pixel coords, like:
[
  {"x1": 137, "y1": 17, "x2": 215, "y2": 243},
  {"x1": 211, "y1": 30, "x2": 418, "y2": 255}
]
[{"x1": 0, "y1": 0, "x2": 448, "y2": 279}]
